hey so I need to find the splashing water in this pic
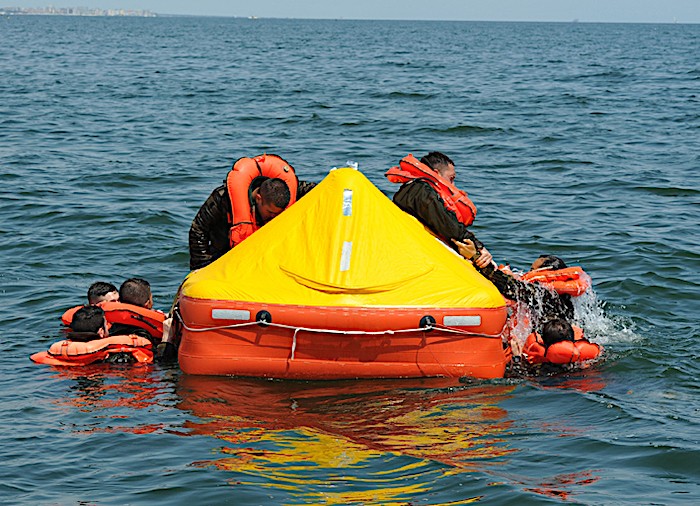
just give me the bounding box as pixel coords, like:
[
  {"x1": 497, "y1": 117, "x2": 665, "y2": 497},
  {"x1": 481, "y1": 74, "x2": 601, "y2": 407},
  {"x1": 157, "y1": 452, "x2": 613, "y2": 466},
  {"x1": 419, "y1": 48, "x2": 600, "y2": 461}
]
[
  {"x1": 572, "y1": 289, "x2": 641, "y2": 346},
  {"x1": 500, "y1": 258, "x2": 641, "y2": 349}
]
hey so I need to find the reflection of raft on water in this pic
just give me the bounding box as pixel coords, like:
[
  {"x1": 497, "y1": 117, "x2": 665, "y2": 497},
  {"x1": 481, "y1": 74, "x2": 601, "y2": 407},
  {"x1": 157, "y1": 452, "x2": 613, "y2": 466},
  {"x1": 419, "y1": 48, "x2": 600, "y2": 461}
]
[{"x1": 177, "y1": 167, "x2": 510, "y2": 380}]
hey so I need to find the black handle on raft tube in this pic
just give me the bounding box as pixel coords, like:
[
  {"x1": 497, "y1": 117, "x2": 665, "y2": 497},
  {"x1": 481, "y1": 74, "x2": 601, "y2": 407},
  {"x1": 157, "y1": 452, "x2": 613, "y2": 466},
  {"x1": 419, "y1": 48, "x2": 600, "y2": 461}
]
[
  {"x1": 256, "y1": 310, "x2": 272, "y2": 327},
  {"x1": 419, "y1": 315, "x2": 436, "y2": 331}
]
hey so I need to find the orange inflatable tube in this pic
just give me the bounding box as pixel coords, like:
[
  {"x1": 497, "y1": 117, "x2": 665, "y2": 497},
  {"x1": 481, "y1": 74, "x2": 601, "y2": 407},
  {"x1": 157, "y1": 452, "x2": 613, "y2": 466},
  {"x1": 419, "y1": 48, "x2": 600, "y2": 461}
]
[
  {"x1": 177, "y1": 296, "x2": 510, "y2": 380},
  {"x1": 61, "y1": 301, "x2": 165, "y2": 341},
  {"x1": 385, "y1": 153, "x2": 477, "y2": 227},
  {"x1": 520, "y1": 267, "x2": 591, "y2": 296},
  {"x1": 30, "y1": 335, "x2": 154, "y2": 367},
  {"x1": 522, "y1": 328, "x2": 602, "y2": 365},
  {"x1": 227, "y1": 154, "x2": 298, "y2": 247}
]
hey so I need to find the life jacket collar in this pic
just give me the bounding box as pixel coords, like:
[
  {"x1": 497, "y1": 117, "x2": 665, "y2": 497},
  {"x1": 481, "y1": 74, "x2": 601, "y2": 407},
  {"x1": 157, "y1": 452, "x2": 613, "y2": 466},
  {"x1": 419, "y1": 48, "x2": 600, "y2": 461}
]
[
  {"x1": 521, "y1": 267, "x2": 592, "y2": 296},
  {"x1": 227, "y1": 154, "x2": 298, "y2": 248},
  {"x1": 61, "y1": 301, "x2": 165, "y2": 341},
  {"x1": 30, "y1": 334, "x2": 154, "y2": 367},
  {"x1": 385, "y1": 154, "x2": 477, "y2": 228},
  {"x1": 522, "y1": 329, "x2": 602, "y2": 365}
]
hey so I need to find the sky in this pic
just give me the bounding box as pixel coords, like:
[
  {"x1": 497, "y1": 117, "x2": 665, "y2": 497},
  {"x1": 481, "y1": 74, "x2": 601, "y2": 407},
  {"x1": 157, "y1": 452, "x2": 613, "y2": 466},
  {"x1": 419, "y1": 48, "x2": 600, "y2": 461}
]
[{"x1": 5, "y1": 0, "x2": 700, "y2": 23}]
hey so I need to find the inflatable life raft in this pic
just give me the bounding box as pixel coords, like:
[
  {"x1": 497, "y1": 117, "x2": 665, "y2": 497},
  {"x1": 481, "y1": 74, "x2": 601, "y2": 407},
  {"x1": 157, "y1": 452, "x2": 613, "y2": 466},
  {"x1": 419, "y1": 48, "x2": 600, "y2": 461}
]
[
  {"x1": 30, "y1": 335, "x2": 154, "y2": 367},
  {"x1": 177, "y1": 167, "x2": 510, "y2": 380}
]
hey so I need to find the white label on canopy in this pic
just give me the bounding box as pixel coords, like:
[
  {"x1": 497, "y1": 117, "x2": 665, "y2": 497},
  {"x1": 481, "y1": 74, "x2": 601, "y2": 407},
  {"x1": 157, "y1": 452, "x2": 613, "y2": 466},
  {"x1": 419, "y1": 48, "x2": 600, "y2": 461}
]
[
  {"x1": 212, "y1": 309, "x2": 251, "y2": 321},
  {"x1": 340, "y1": 241, "x2": 352, "y2": 271},
  {"x1": 443, "y1": 315, "x2": 481, "y2": 327},
  {"x1": 342, "y1": 189, "x2": 353, "y2": 216}
]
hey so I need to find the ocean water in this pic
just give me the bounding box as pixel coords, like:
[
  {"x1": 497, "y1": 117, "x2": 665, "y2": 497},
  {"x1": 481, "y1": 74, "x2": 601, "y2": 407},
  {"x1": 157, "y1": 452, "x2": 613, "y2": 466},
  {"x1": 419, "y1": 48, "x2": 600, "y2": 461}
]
[{"x1": 1, "y1": 15, "x2": 699, "y2": 505}]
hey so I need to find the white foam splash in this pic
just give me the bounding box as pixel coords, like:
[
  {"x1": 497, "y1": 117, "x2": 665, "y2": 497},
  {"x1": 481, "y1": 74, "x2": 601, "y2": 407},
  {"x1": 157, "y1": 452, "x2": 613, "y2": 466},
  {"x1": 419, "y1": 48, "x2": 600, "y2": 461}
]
[
  {"x1": 572, "y1": 289, "x2": 642, "y2": 345},
  {"x1": 505, "y1": 279, "x2": 643, "y2": 349}
]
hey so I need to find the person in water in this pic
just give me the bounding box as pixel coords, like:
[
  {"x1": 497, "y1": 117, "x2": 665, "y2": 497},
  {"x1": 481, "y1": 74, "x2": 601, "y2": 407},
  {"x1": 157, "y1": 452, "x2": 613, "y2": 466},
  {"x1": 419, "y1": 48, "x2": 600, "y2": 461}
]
[
  {"x1": 68, "y1": 305, "x2": 150, "y2": 365},
  {"x1": 119, "y1": 277, "x2": 154, "y2": 309},
  {"x1": 531, "y1": 254, "x2": 567, "y2": 272},
  {"x1": 386, "y1": 151, "x2": 493, "y2": 267},
  {"x1": 70, "y1": 305, "x2": 110, "y2": 341},
  {"x1": 454, "y1": 240, "x2": 596, "y2": 367},
  {"x1": 189, "y1": 154, "x2": 317, "y2": 270},
  {"x1": 87, "y1": 281, "x2": 119, "y2": 305},
  {"x1": 526, "y1": 254, "x2": 575, "y2": 319},
  {"x1": 453, "y1": 239, "x2": 574, "y2": 326},
  {"x1": 107, "y1": 277, "x2": 162, "y2": 340}
]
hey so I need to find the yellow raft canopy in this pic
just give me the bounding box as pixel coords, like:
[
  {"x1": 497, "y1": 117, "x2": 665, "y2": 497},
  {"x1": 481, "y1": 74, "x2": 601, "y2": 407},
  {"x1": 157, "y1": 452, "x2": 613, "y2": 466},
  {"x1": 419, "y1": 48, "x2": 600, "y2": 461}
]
[{"x1": 182, "y1": 167, "x2": 504, "y2": 310}]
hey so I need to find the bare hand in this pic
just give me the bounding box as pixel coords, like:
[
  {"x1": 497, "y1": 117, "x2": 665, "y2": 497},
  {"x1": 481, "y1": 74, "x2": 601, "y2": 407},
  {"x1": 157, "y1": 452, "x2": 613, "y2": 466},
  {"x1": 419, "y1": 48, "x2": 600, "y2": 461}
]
[
  {"x1": 452, "y1": 239, "x2": 477, "y2": 259},
  {"x1": 474, "y1": 246, "x2": 493, "y2": 268},
  {"x1": 510, "y1": 337, "x2": 523, "y2": 357}
]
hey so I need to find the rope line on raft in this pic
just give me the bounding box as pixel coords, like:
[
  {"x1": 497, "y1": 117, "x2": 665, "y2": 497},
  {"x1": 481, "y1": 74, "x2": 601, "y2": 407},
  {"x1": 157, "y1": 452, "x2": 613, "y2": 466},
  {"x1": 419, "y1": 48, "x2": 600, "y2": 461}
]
[
  {"x1": 174, "y1": 311, "x2": 506, "y2": 361},
  {"x1": 174, "y1": 311, "x2": 503, "y2": 339}
]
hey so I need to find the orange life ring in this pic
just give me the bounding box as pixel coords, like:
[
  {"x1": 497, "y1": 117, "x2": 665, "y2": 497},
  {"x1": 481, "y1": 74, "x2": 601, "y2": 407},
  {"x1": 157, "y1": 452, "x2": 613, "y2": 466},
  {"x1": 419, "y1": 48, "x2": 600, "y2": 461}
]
[
  {"x1": 61, "y1": 301, "x2": 165, "y2": 340},
  {"x1": 522, "y1": 328, "x2": 602, "y2": 365},
  {"x1": 227, "y1": 154, "x2": 298, "y2": 247},
  {"x1": 520, "y1": 267, "x2": 591, "y2": 296},
  {"x1": 385, "y1": 154, "x2": 477, "y2": 228},
  {"x1": 30, "y1": 335, "x2": 154, "y2": 366}
]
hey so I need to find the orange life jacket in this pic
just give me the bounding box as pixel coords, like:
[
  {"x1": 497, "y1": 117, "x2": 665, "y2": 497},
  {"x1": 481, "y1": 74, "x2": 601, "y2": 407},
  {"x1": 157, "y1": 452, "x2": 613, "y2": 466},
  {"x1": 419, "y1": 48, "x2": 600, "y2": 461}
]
[
  {"x1": 385, "y1": 154, "x2": 477, "y2": 227},
  {"x1": 227, "y1": 154, "x2": 298, "y2": 247},
  {"x1": 30, "y1": 335, "x2": 154, "y2": 367},
  {"x1": 522, "y1": 328, "x2": 602, "y2": 365},
  {"x1": 520, "y1": 267, "x2": 591, "y2": 296},
  {"x1": 61, "y1": 301, "x2": 165, "y2": 340}
]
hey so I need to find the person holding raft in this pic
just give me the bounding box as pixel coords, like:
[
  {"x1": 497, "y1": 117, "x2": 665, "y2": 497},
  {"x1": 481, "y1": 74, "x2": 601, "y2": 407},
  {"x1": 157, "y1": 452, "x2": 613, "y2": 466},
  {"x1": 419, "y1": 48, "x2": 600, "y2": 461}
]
[
  {"x1": 385, "y1": 151, "x2": 493, "y2": 268},
  {"x1": 188, "y1": 153, "x2": 317, "y2": 270},
  {"x1": 453, "y1": 239, "x2": 601, "y2": 367},
  {"x1": 454, "y1": 240, "x2": 573, "y2": 327}
]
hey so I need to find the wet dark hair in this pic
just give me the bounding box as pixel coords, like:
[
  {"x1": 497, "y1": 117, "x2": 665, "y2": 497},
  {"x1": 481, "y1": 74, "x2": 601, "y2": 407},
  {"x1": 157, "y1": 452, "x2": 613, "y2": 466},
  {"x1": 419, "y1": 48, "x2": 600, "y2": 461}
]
[
  {"x1": 119, "y1": 278, "x2": 151, "y2": 307},
  {"x1": 87, "y1": 281, "x2": 118, "y2": 305},
  {"x1": 420, "y1": 152, "x2": 455, "y2": 171},
  {"x1": 541, "y1": 318, "x2": 575, "y2": 347},
  {"x1": 534, "y1": 255, "x2": 568, "y2": 271},
  {"x1": 71, "y1": 305, "x2": 107, "y2": 334},
  {"x1": 259, "y1": 178, "x2": 291, "y2": 209}
]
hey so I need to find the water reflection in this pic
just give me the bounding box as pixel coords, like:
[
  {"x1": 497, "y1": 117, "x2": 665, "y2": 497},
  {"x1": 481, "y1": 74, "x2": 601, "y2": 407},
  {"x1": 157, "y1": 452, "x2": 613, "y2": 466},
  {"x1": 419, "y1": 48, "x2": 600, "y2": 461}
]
[
  {"x1": 525, "y1": 470, "x2": 600, "y2": 500},
  {"x1": 46, "y1": 365, "x2": 608, "y2": 502},
  {"x1": 49, "y1": 364, "x2": 172, "y2": 434},
  {"x1": 175, "y1": 376, "x2": 517, "y2": 502}
]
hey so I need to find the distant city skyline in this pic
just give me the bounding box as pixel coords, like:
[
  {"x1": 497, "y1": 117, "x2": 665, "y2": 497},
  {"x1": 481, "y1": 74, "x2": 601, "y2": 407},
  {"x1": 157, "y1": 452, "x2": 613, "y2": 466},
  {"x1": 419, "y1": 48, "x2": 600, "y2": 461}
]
[
  {"x1": 3, "y1": 0, "x2": 699, "y2": 23},
  {"x1": 1, "y1": 6, "x2": 156, "y2": 16}
]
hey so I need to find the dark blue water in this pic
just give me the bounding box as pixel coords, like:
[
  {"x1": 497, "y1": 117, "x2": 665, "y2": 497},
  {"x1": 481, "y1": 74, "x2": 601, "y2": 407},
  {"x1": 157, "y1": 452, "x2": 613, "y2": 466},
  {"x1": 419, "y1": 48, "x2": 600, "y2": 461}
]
[{"x1": 1, "y1": 15, "x2": 699, "y2": 504}]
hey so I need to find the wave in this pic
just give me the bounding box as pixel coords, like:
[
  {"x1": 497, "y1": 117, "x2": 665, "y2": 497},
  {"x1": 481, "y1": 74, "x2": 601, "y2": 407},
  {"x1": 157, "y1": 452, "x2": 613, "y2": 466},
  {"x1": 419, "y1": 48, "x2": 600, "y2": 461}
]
[{"x1": 632, "y1": 186, "x2": 700, "y2": 197}]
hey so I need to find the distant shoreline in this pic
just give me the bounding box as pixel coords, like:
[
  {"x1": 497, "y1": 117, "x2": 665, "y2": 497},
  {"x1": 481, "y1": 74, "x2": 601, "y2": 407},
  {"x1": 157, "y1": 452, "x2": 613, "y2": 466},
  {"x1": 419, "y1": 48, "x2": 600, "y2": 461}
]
[
  {"x1": 0, "y1": 6, "x2": 156, "y2": 17},
  {"x1": 1, "y1": 8, "x2": 696, "y2": 24}
]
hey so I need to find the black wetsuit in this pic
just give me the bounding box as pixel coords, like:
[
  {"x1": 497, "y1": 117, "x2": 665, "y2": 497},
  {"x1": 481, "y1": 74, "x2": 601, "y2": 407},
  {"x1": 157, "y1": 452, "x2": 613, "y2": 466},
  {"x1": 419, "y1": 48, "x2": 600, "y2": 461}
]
[
  {"x1": 478, "y1": 263, "x2": 574, "y2": 328},
  {"x1": 392, "y1": 179, "x2": 484, "y2": 250}
]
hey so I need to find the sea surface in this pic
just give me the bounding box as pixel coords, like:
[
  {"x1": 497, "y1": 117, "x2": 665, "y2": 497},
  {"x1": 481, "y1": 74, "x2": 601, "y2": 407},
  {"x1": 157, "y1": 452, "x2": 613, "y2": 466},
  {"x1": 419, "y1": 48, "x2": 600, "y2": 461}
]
[{"x1": 1, "y1": 15, "x2": 699, "y2": 505}]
